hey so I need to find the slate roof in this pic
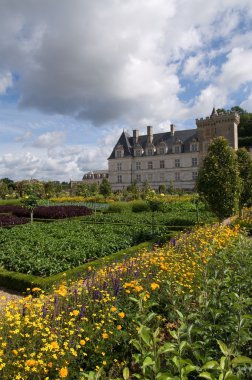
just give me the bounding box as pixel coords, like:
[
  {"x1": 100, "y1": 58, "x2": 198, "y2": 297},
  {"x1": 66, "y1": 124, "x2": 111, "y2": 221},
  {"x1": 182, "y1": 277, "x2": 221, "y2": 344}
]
[{"x1": 108, "y1": 128, "x2": 198, "y2": 159}]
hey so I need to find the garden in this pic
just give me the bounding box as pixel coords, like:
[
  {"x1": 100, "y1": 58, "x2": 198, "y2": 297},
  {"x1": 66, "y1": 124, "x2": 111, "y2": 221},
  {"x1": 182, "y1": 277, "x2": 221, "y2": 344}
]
[
  {"x1": 0, "y1": 223, "x2": 251, "y2": 379},
  {"x1": 0, "y1": 188, "x2": 251, "y2": 379}
]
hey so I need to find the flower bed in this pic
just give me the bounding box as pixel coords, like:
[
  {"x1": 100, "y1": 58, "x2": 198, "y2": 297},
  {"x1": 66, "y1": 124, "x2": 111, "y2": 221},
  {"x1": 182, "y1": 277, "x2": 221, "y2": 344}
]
[
  {"x1": 0, "y1": 215, "x2": 29, "y2": 227},
  {"x1": 1, "y1": 224, "x2": 250, "y2": 379},
  {"x1": 0, "y1": 205, "x2": 93, "y2": 219}
]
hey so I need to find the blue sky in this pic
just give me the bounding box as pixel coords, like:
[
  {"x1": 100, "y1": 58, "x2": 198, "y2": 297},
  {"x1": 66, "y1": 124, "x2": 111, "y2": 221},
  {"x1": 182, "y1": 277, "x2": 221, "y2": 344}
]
[{"x1": 0, "y1": 0, "x2": 252, "y2": 181}]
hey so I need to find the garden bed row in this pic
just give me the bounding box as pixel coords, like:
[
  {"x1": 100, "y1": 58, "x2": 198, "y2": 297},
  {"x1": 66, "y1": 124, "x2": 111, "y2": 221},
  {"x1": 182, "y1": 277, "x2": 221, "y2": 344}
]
[{"x1": 0, "y1": 205, "x2": 93, "y2": 225}]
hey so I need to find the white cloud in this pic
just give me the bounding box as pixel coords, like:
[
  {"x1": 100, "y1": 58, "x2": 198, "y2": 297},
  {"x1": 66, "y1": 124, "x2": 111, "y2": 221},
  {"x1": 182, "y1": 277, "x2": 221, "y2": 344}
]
[
  {"x1": 218, "y1": 48, "x2": 252, "y2": 90},
  {"x1": 32, "y1": 131, "x2": 66, "y2": 148},
  {"x1": 0, "y1": 71, "x2": 12, "y2": 94},
  {"x1": 0, "y1": 0, "x2": 252, "y2": 180}
]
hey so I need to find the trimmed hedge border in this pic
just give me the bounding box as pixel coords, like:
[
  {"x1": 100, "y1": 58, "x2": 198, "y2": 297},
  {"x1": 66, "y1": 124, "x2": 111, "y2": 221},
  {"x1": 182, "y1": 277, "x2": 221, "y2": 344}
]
[{"x1": 0, "y1": 241, "x2": 155, "y2": 294}]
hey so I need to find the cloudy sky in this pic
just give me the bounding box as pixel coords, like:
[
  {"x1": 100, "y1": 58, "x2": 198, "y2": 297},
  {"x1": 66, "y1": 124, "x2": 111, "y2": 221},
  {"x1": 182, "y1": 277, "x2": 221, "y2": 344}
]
[{"x1": 0, "y1": 0, "x2": 252, "y2": 181}]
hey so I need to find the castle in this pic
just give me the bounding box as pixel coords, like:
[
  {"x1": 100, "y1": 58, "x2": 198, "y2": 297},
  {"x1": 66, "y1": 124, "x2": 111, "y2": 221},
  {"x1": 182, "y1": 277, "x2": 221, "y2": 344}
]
[{"x1": 107, "y1": 108, "x2": 240, "y2": 191}]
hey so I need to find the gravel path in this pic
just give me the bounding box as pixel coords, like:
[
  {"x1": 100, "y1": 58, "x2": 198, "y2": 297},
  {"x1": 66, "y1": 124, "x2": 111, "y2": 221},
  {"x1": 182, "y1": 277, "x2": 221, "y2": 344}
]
[{"x1": 0, "y1": 287, "x2": 23, "y2": 312}]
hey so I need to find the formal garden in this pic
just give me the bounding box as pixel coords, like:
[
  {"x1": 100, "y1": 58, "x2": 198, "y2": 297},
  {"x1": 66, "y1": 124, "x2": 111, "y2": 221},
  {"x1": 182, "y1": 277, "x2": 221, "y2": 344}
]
[
  {"x1": 0, "y1": 190, "x2": 251, "y2": 379},
  {"x1": 0, "y1": 139, "x2": 252, "y2": 379}
]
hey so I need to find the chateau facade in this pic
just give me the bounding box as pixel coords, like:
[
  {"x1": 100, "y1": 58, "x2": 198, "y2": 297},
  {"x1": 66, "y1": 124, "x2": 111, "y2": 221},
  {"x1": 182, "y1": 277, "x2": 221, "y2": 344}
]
[{"x1": 108, "y1": 108, "x2": 240, "y2": 191}]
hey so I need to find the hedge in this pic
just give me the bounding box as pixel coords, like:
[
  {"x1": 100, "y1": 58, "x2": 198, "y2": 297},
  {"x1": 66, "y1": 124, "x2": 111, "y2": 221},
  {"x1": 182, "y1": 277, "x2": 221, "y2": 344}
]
[{"x1": 0, "y1": 241, "x2": 157, "y2": 293}]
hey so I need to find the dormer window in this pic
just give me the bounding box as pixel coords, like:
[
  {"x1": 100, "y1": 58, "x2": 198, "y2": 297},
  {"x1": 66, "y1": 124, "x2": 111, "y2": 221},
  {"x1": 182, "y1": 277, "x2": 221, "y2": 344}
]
[
  {"x1": 157, "y1": 141, "x2": 167, "y2": 155},
  {"x1": 190, "y1": 142, "x2": 198, "y2": 152},
  {"x1": 172, "y1": 139, "x2": 182, "y2": 154},
  {"x1": 134, "y1": 149, "x2": 142, "y2": 157},
  {"x1": 115, "y1": 144, "x2": 124, "y2": 158},
  {"x1": 175, "y1": 146, "x2": 180, "y2": 153},
  {"x1": 147, "y1": 148, "x2": 153, "y2": 156}
]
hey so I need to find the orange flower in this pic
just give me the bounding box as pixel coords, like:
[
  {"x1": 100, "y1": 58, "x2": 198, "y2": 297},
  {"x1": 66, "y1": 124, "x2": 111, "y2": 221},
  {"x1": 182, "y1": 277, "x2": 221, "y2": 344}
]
[
  {"x1": 80, "y1": 339, "x2": 86, "y2": 346},
  {"x1": 59, "y1": 367, "x2": 68, "y2": 378},
  {"x1": 50, "y1": 341, "x2": 59, "y2": 350},
  {"x1": 102, "y1": 333, "x2": 109, "y2": 339},
  {"x1": 150, "y1": 283, "x2": 160, "y2": 290},
  {"x1": 118, "y1": 312, "x2": 125, "y2": 319}
]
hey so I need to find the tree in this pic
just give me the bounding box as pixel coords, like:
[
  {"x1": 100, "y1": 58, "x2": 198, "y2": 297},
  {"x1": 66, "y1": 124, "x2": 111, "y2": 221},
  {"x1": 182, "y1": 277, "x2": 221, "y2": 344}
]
[
  {"x1": 0, "y1": 181, "x2": 8, "y2": 199},
  {"x1": 236, "y1": 148, "x2": 252, "y2": 214},
  {"x1": 99, "y1": 178, "x2": 112, "y2": 197},
  {"x1": 15, "y1": 179, "x2": 45, "y2": 198},
  {"x1": 20, "y1": 194, "x2": 38, "y2": 223},
  {"x1": 1, "y1": 178, "x2": 15, "y2": 190},
  {"x1": 197, "y1": 137, "x2": 241, "y2": 221},
  {"x1": 231, "y1": 106, "x2": 247, "y2": 114}
]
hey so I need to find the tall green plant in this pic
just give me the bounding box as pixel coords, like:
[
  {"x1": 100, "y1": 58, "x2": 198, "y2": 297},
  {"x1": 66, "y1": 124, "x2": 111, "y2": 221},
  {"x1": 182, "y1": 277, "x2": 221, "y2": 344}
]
[{"x1": 197, "y1": 137, "x2": 241, "y2": 221}]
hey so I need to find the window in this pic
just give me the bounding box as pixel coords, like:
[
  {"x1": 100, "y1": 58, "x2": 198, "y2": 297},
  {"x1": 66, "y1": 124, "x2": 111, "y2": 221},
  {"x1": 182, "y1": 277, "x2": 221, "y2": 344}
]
[
  {"x1": 116, "y1": 150, "x2": 122, "y2": 158},
  {"x1": 148, "y1": 161, "x2": 153, "y2": 170},
  {"x1": 175, "y1": 146, "x2": 180, "y2": 153},
  {"x1": 191, "y1": 143, "x2": 198, "y2": 152},
  {"x1": 135, "y1": 150, "x2": 141, "y2": 157},
  {"x1": 159, "y1": 147, "x2": 165, "y2": 155},
  {"x1": 117, "y1": 175, "x2": 122, "y2": 183},
  {"x1": 136, "y1": 162, "x2": 141, "y2": 170},
  {"x1": 136, "y1": 174, "x2": 141, "y2": 183},
  {"x1": 192, "y1": 158, "x2": 198, "y2": 167},
  {"x1": 148, "y1": 149, "x2": 153, "y2": 156},
  {"x1": 175, "y1": 172, "x2": 180, "y2": 181},
  {"x1": 192, "y1": 172, "x2": 198, "y2": 180},
  {"x1": 117, "y1": 163, "x2": 122, "y2": 171},
  {"x1": 160, "y1": 160, "x2": 165, "y2": 169},
  {"x1": 175, "y1": 159, "x2": 180, "y2": 168}
]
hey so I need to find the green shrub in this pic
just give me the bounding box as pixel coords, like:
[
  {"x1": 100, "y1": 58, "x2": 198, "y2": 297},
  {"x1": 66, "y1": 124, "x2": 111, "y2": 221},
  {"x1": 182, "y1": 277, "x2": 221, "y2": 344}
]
[
  {"x1": 131, "y1": 200, "x2": 150, "y2": 212},
  {"x1": 105, "y1": 202, "x2": 129, "y2": 213}
]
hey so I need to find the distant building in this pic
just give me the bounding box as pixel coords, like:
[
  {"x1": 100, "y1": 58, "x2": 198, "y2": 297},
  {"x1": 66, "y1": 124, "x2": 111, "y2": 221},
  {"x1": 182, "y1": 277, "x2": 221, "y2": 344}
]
[
  {"x1": 108, "y1": 108, "x2": 240, "y2": 191},
  {"x1": 70, "y1": 170, "x2": 109, "y2": 192}
]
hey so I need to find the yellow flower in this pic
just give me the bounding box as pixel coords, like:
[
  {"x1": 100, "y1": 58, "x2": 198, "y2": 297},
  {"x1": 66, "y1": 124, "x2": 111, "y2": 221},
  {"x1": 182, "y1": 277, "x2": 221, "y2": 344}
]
[
  {"x1": 110, "y1": 306, "x2": 117, "y2": 312},
  {"x1": 56, "y1": 285, "x2": 67, "y2": 297},
  {"x1": 59, "y1": 367, "x2": 68, "y2": 378},
  {"x1": 102, "y1": 333, "x2": 109, "y2": 339},
  {"x1": 12, "y1": 350, "x2": 18, "y2": 355},
  {"x1": 116, "y1": 325, "x2": 122, "y2": 330},
  {"x1": 31, "y1": 287, "x2": 41, "y2": 292},
  {"x1": 25, "y1": 359, "x2": 37, "y2": 367},
  {"x1": 50, "y1": 341, "x2": 59, "y2": 350},
  {"x1": 150, "y1": 282, "x2": 160, "y2": 290},
  {"x1": 118, "y1": 312, "x2": 125, "y2": 319}
]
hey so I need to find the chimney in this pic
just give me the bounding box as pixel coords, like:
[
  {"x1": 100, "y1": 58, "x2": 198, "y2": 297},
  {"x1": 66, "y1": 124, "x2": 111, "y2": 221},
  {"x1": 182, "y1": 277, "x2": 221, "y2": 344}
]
[
  {"x1": 133, "y1": 129, "x2": 139, "y2": 144},
  {"x1": 147, "y1": 125, "x2": 153, "y2": 143},
  {"x1": 170, "y1": 124, "x2": 175, "y2": 136}
]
